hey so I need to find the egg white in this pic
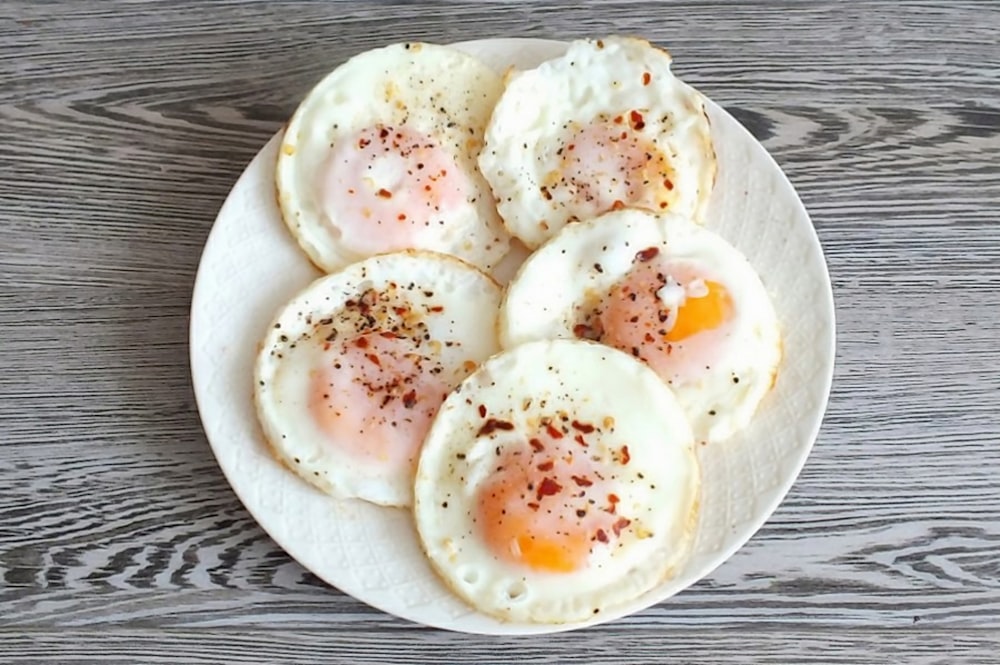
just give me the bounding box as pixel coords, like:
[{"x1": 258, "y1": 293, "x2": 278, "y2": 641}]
[
  {"x1": 500, "y1": 209, "x2": 782, "y2": 444},
  {"x1": 413, "y1": 339, "x2": 700, "y2": 624},
  {"x1": 277, "y1": 42, "x2": 509, "y2": 273},
  {"x1": 255, "y1": 250, "x2": 501, "y2": 507},
  {"x1": 479, "y1": 36, "x2": 715, "y2": 249}
]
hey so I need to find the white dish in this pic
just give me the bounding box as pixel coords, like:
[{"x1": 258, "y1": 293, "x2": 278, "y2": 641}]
[{"x1": 189, "y1": 38, "x2": 835, "y2": 634}]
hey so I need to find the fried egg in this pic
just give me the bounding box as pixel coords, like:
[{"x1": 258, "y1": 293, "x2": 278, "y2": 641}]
[
  {"x1": 479, "y1": 36, "x2": 715, "y2": 249},
  {"x1": 277, "y1": 42, "x2": 510, "y2": 273},
  {"x1": 414, "y1": 339, "x2": 700, "y2": 624},
  {"x1": 254, "y1": 251, "x2": 501, "y2": 507},
  {"x1": 500, "y1": 209, "x2": 781, "y2": 444}
]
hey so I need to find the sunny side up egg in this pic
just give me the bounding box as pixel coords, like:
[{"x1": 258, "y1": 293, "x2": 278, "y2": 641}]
[
  {"x1": 276, "y1": 42, "x2": 510, "y2": 273},
  {"x1": 500, "y1": 209, "x2": 782, "y2": 445},
  {"x1": 479, "y1": 36, "x2": 716, "y2": 249},
  {"x1": 254, "y1": 251, "x2": 501, "y2": 507},
  {"x1": 414, "y1": 339, "x2": 700, "y2": 624}
]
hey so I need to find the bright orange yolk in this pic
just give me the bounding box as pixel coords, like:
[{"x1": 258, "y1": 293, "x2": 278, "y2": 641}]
[
  {"x1": 596, "y1": 254, "x2": 733, "y2": 383},
  {"x1": 319, "y1": 124, "x2": 470, "y2": 255},
  {"x1": 475, "y1": 422, "x2": 630, "y2": 574},
  {"x1": 664, "y1": 279, "x2": 731, "y2": 342},
  {"x1": 308, "y1": 331, "x2": 448, "y2": 469},
  {"x1": 547, "y1": 112, "x2": 676, "y2": 218}
]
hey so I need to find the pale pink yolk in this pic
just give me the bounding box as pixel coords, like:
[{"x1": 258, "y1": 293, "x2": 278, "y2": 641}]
[
  {"x1": 476, "y1": 419, "x2": 632, "y2": 573},
  {"x1": 319, "y1": 125, "x2": 470, "y2": 255},
  {"x1": 308, "y1": 331, "x2": 448, "y2": 469},
  {"x1": 597, "y1": 251, "x2": 733, "y2": 385},
  {"x1": 548, "y1": 112, "x2": 675, "y2": 218}
]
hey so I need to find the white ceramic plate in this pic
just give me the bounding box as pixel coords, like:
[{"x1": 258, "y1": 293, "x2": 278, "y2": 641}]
[{"x1": 190, "y1": 38, "x2": 835, "y2": 634}]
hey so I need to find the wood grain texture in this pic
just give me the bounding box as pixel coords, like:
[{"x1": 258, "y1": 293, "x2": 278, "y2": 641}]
[{"x1": 2, "y1": 0, "x2": 999, "y2": 661}]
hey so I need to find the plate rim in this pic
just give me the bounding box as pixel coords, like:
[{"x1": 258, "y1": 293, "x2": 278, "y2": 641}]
[{"x1": 189, "y1": 36, "x2": 836, "y2": 635}]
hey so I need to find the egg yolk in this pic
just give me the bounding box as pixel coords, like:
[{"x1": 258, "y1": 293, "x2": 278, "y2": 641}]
[
  {"x1": 546, "y1": 112, "x2": 676, "y2": 219},
  {"x1": 476, "y1": 420, "x2": 631, "y2": 574},
  {"x1": 309, "y1": 330, "x2": 448, "y2": 469},
  {"x1": 319, "y1": 124, "x2": 470, "y2": 255},
  {"x1": 595, "y1": 251, "x2": 733, "y2": 384}
]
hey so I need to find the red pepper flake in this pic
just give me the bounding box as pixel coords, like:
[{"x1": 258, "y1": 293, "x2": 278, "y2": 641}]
[
  {"x1": 478, "y1": 404, "x2": 487, "y2": 418},
  {"x1": 477, "y1": 418, "x2": 515, "y2": 437},
  {"x1": 379, "y1": 128, "x2": 389, "y2": 138},
  {"x1": 567, "y1": 143, "x2": 576, "y2": 151},
  {"x1": 574, "y1": 433, "x2": 587, "y2": 448},
  {"x1": 536, "y1": 477, "x2": 562, "y2": 500},
  {"x1": 540, "y1": 186, "x2": 553, "y2": 201},
  {"x1": 379, "y1": 331, "x2": 397, "y2": 339},
  {"x1": 642, "y1": 72, "x2": 651, "y2": 86},
  {"x1": 428, "y1": 305, "x2": 444, "y2": 313},
  {"x1": 612, "y1": 517, "x2": 631, "y2": 537},
  {"x1": 393, "y1": 306, "x2": 409, "y2": 316},
  {"x1": 402, "y1": 390, "x2": 417, "y2": 408},
  {"x1": 397, "y1": 213, "x2": 407, "y2": 221},
  {"x1": 630, "y1": 110, "x2": 645, "y2": 131},
  {"x1": 606, "y1": 493, "x2": 620, "y2": 514},
  {"x1": 366, "y1": 353, "x2": 381, "y2": 367},
  {"x1": 608, "y1": 493, "x2": 619, "y2": 504},
  {"x1": 355, "y1": 337, "x2": 370, "y2": 349},
  {"x1": 613, "y1": 115, "x2": 624, "y2": 124},
  {"x1": 611, "y1": 200, "x2": 626, "y2": 211},
  {"x1": 573, "y1": 322, "x2": 602, "y2": 341},
  {"x1": 527, "y1": 502, "x2": 540, "y2": 511},
  {"x1": 544, "y1": 422, "x2": 564, "y2": 439},
  {"x1": 636, "y1": 246, "x2": 659, "y2": 262},
  {"x1": 358, "y1": 138, "x2": 371, "y2": 148},
  {"x1": 664, "y1": 178, "x2": 674, "y2": 190},
  {"x1": 571, "y1": 475, "x2": 593, "y2": 487},
  {"x1": 376, "y1": 188, "x2": 392, "y2": 199},
  {"x1": 620, "y1": 445, "x2": 631, "y2": 465},
  {"x1": 537, "y1": 460, "x2": 554, "y2": 471},
  {"x1": 571, "y1": 420, "x2": 595, "y2": 433},
  {"x1": 595, "y1": 529, "x2": 609, "y2": 543},
  {"x1": 659, "y1": 201, "x2": 669, "y2": 209},
  {"x1": 529, "y1": 438, "x2": 545, "y2": 452}
]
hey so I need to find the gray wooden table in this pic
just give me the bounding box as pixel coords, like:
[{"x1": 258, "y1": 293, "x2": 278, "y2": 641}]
[{"x1": 3, "y1": 1, "x2": 999, "y2": 662}]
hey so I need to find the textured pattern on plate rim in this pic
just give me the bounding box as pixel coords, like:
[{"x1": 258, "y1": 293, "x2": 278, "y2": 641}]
[{"x1": 189, "y1": 38, "x2": 835, "y2": 635}]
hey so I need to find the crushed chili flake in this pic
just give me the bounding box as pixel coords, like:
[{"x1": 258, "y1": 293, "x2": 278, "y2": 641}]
[
  {"x1": 595, "y1": 529, "x2": 609, "y2": 544},
  {"x1": 574, "y1": 434, "x2": 587, "y2": 448},
  {"x1": 613, "y1": 114, "x2": 624, "y2": 124},
  {"x1": 630, "y1": 110, "x2": 645, "y2": 131},
  {"x1": 611, "y1": 200, "x2": 625, "y2": 211},
  {"x1": 358, "y1": 138, "x2": 371, "y2": 148},
  {"x1": 573, "y1": 322, "x2": 601, "y2": 341},
  {"x1": 376, "y1": 188, "x2": 392, "y2": 199},
  {"x1": 571, "y1": 420, "x2": 595, "y2": 433},
  {"x1": 527, "y1": 502, "x2": 540, "y2": 511},
  {"x1": 428, "y1": 305, "x2": 444, "y2": 313},
  {"x1": 478, "y1": 404, "x2": 487, "y2": 418},
  {"x1": 529, "y1": 438, "x2": 545, "y2": 452},
  {"x1": 636, "y1": 246, "x2": 660, "y2": 262},
  {"x1": 477, "y1": 418, "x2": 515, "y2": 437},
  {"x1": 355, "y1": 337, "x2": 369, "y2": 349},
  {"x1": 612, "y1": 517, "x2": 632, "y2": 537},
  {"x1": 366, "y1": 353, "x2": 381, "y2": 367},
  {"x1": 664, "y1": 178, "x2": 674, "y2": 190},
  {"x1": 545, "y1": 422, "x2": 564, "y2": 439},
  {"x1": 571, "y1": 475, "x2": 593, "y2": 487},
  {"x1": 536, "y1": 477, "x2": 562, "y2": 500},
  {"x1": 537, "y1": 460, "x2": 554, "y2": 471},
  {"x1": 620, "y1": 445, "x2": 631, "y2": 465},
  {"x1": 402, "y1": 390, "x2": 417, "y2": 408},
  {"x1": 642, "y1": 71, "x2": 651, "y2": 86}
]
